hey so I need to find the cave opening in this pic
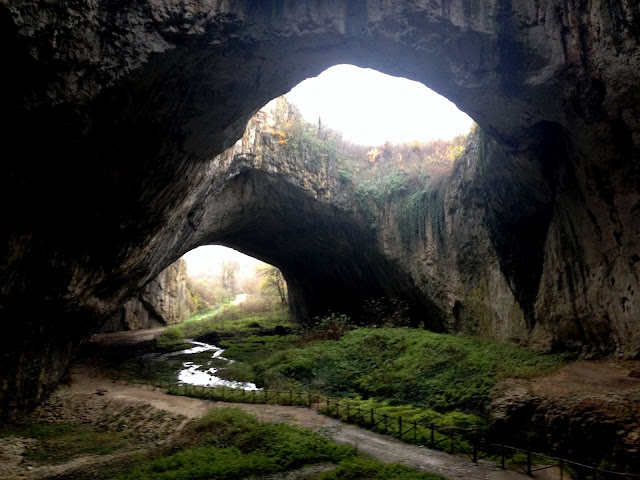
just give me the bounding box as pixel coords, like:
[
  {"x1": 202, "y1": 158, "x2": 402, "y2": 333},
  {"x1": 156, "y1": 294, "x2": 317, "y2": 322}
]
[
  {"x1": 170, "y1": 64, "x2": 476, "y2": 330},
  {"x1": 182, "y1": 245, "x2": 289, "y2": 317},
  {"x1": 3, "y1": 0, "x2": 640, "y2": 422}
]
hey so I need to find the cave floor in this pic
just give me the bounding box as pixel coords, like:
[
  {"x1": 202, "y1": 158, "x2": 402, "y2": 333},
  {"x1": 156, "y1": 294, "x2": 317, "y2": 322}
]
[
  {"x1": 0, "y1": 362, "x2": 545, "y2": 480},
  {"x1": 5, "y1": 328, "x2": 639, "y2": 479}
]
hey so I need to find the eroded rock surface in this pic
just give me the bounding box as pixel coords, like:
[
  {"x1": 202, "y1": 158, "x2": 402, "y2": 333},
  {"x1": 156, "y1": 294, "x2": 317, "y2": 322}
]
[
  {"x1": 489, "y1": 360, "x2": 640, "y2": 471},
  {"x1": 99, "y1": 258, "x2": 193, "y2": 333},
  {"x1": 1, "y1": 0, "x2": 639, "y2": 416}
]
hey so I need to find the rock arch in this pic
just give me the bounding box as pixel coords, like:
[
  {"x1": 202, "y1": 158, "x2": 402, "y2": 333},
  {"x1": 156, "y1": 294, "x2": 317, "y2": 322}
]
[{"x1": 1, "y1": 0, "x2": 639, "y2": 416}]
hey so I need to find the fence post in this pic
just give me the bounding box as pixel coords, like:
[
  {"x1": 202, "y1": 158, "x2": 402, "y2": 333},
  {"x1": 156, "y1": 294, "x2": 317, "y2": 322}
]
[
  {"x1": 289, "y1": 390, "x2": 293, "y2": 405},
  {"x1": 308, "y1": 391, "x2": 311, "y2": 407},
  {"x1": 222, "y1": 387, "x2": 225, "y2": 401},
  {"x1": 413, "y1": 422, "x2": 417, "y2": 444},
  {"x1": 450, "y1": 432, "x2": 455, "y2": 454},
  {"x1": 399, "y1": 416, "x2": 402, "y2": 437},
  {"x1": 370, "y1": 409, "x2": 374, "y2": 426},
  {"x1": 472, "y1": 436, "x2": 478, "y2": 463},
  {"x1": 501, "y1": 444, "x2": 505, "y2": 470},
  {"x1": 430, "y1": 424, "x2": 435, "y2": 448},
  {"x1": 527, "y1": 449, "x2": 532, "y2": 476},
  {"x1": 384, "y1": 415, "x2": 388, "y2": 433},
  {"x1": 347, "y1": 404, "x2": 350, "y2": 421}
]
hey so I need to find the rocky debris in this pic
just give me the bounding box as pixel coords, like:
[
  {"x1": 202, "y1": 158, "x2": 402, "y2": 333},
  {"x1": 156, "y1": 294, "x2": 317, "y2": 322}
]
[
  {"x1": 31, "y1": 388, "x2": 188, "y2": 444},
  {"x1": 0, "y1": 437, "x2": 38, "y2": 480},
  {"x1": 0, "y1": 381, "x2": 193, "y2": 479},
  {"x1": 489, "y1": 360, "x2": 640, "y2": 471}
]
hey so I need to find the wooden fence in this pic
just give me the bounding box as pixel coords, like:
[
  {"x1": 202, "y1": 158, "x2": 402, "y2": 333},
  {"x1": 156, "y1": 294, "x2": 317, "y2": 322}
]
[{"x1": 147, "y1": 382, "x2": 639, "y2": 480}]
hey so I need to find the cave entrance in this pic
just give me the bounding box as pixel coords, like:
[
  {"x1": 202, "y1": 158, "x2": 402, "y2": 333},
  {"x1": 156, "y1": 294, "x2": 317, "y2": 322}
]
[
  {"x1": 182, "y1": 65, "x2": 474, "y2": 329},
  {"x1": 182, "y1": 245, "x2": 288, "y2": 317}
]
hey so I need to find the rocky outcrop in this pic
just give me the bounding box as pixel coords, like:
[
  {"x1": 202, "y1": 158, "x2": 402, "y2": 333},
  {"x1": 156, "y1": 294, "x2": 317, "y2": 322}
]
[
  {"x1": 488, "y1": 361, "x2": 640, "y2": 472},
  {"x1": 99, "y1": 259, "x2": 193, "y2": 333},
  {"x1": 1, "y1": 1, "x2": 639, "y2": 416}
]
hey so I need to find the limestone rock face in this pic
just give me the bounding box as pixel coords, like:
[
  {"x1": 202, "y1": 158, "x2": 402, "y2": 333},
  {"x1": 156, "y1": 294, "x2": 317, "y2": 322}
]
[
  {"x1": 488, "y1": 361, "x2": 640, "y2": 471},
  {"x1": 99, "y1": 259, "x2": 193, "y2": 332},
  {"x1": 1, "y1": 0, "x2": 639, "y2": 416}
]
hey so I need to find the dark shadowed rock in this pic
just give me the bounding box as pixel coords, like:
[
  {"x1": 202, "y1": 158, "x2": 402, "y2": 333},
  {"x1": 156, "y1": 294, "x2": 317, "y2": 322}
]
[{"x1": 99, "y1": 258, "x2": 193, "y2": 332}]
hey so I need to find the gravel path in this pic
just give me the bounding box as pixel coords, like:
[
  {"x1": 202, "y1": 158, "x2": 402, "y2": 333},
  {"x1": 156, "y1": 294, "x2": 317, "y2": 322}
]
[{"x1": 65, "y1": 363, "x2": 559, "y2": 480}]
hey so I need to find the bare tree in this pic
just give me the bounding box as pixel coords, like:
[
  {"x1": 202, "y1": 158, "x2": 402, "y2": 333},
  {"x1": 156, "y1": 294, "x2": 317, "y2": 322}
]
[{"x1": 220, "y1": 260, "x2": 239, "y2": 296}]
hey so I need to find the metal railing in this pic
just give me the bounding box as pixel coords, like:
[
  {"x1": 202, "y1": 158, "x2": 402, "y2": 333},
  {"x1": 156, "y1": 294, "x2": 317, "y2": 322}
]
[{"x1": 138, "y1": 382, "x2": 639, "y2": 479}]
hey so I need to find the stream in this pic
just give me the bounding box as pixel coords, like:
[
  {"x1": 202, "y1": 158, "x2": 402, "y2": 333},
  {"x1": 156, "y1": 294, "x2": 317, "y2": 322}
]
[
  {"x1": 177, "y1": 340, "x2": 260, "y2": 390},
  {"x1": 147, "y1": 340, "x2": 261, "y2": 390},
  {"x1": 163, "y1": 293, "x2": 258, "y2": 389}
]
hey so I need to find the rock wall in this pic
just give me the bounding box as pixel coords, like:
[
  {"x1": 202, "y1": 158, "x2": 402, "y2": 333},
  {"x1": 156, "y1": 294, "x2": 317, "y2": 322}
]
[
  {"x1": 99, "y1": 258, "x2": 193, "y2": 333},
  {"x1": 1, "y1": 0, "x2": 639, "y2": 416}
]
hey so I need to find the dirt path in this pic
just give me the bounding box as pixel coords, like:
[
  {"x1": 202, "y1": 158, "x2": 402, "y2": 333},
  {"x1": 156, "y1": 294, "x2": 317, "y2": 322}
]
[{"x1": 62, "y1": 362, "x2": 560, "y2": 480}]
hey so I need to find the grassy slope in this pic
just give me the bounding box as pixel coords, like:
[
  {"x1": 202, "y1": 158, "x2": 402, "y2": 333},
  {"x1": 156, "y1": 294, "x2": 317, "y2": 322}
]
[
  {"x1": 103, "y1": 408, "x2": 444, "y2": 480},
  {"x1": 237, "y1": 328, "x2": 571, "y2": 415}
]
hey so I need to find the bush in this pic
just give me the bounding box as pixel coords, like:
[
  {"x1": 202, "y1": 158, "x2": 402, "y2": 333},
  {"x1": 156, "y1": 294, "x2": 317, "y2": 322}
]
[
  {"x1": 306, "y1": 312, "x2": 355, "y2": 340},
  {"x1": 318, "y1": 457, "x2": 445, "y2": 480}
]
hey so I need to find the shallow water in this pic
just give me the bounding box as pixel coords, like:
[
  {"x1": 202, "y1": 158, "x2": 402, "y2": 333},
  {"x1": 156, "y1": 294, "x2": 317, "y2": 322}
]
[{"x1": 172, "y1": 340, "x2": 260, "y2": 390}]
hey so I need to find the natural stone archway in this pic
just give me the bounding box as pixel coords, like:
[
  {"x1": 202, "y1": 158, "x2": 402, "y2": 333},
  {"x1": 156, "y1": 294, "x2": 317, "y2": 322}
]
[
  {"x1": 1, "y1": 1, "x2": 639, "y2": 416},
  {"x1": 181, "y1": 108, "x2": 446, "y2": 327}
]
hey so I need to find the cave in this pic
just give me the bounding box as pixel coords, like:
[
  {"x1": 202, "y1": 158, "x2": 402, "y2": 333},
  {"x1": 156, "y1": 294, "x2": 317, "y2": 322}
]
[{"x1": 1, "y1": 1, "x2": 639, "y2": 417}]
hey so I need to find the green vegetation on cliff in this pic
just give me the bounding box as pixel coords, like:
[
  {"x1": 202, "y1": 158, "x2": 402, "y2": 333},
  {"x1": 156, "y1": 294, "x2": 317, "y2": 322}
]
[{"x1": 272, "y1": 97, "x2": 468, "y2": 233}]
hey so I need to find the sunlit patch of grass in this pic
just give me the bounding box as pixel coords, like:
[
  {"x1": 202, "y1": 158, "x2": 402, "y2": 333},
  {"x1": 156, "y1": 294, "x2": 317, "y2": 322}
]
[{"x1": 156, "y1": 305, "x2": 293, "y2": 348}]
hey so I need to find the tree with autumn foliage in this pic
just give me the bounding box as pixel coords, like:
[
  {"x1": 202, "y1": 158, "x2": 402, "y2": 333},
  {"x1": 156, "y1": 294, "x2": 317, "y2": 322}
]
[{"x1": 258, "y1": 265, "x2": 288, "y2": 307}]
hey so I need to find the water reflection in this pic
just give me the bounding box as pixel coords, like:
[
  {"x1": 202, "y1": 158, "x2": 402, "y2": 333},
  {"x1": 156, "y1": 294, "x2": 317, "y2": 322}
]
[{"x1": 171, "y1": 340, "x2": 260, "y2": 390}]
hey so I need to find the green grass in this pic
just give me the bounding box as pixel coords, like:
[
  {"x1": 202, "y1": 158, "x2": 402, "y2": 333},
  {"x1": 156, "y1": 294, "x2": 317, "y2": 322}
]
[
  {"x1": 113, "y1": 306, "x2": 295, "y2": 386},
  {"x1": 0, "y1": 421, "x2": 131, "y2": 464},
  {"x1": 157, "y1": 305, "x2": 292, "y2": 347},
  {"x1": 317, "y1": 457, "x2": 445, "y2": 479},
  {"x1": 215, "y1": 334, "x2": 299, "y2": 383},
  {"x1": 253, "y1": 328, "x2": 571, "y2": 414},
  {"x1": 102, "y1": 407, "x2": 442, "y2": 480},
  {"x1": 318, "y1": 397, "x2": 484, "y2": 430}
]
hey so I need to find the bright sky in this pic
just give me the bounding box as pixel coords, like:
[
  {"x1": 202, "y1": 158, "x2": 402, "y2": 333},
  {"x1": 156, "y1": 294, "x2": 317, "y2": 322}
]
[
  {"x1": 284, "y1": 64, "x2": 473, "y2": 146},
  {"x1": 183, "y1": 245, "x2": 265, "y2": 278}
]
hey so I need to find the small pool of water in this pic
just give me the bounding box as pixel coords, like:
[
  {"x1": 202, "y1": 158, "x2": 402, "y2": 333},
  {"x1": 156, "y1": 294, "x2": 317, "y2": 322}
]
[{"x1": 169, "y1": 340, "x2": 260, "y2": 390}]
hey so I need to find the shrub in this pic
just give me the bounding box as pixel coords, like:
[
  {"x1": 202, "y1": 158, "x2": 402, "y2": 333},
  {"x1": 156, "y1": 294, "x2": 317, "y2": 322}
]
[{"x1": 319, "y1": 457, "x2": 445, "y2": 480}]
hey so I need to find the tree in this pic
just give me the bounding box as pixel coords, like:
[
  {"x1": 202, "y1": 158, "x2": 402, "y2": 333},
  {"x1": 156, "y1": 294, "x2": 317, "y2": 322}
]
[
  {"x1": 257, "y1": 265, "x2": 287, "y2": 306},
  {"x1": 220, "y1": 260, "x2": 239, "y2": 296}
]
